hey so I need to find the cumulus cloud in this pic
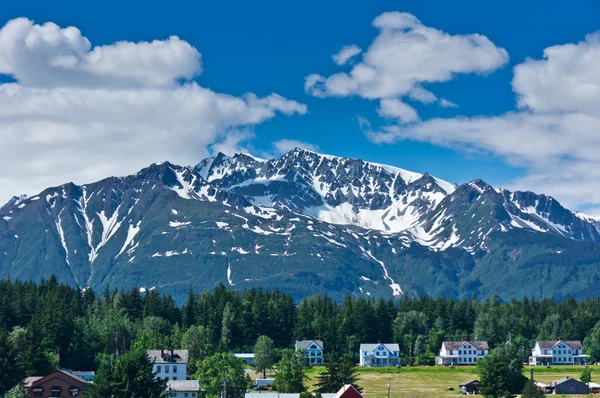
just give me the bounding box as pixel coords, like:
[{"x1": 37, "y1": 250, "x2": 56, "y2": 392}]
[
  {"x1": 367, "y1": 32, "x2": 600, "y2": 209},
  {"x1": 305, "y1": 11, "x2": 508, "y2": 117},
  {"x1": 0, "y1": 18, "x2": 306, "y2": 204},
  {"x1": 332, "y1": 44, "x2": 362, "y2": 65}
]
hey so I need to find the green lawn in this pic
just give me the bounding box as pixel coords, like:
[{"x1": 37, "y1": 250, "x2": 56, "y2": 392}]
[{"x1": 303, "y1": 365, "x2": 598, "y2": 398}]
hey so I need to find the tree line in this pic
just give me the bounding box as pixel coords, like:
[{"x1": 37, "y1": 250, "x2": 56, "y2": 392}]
[{"x1": 3, "y1": 276, "x2": 600, "y2": 395}]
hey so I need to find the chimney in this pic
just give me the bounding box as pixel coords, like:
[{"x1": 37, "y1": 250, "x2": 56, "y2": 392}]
[
  {"x1": 462, "y1": 337, "x2": 467, "y2": 342},
  {"x1": 171, "y1": 349, "x2": 174, "y2": 357},
  {"x1": 161, "y1": 349, "x2": 164, "y2": 356},
  {"x1": 557, "y1": 337, "x2": 562, "y2": 341}
]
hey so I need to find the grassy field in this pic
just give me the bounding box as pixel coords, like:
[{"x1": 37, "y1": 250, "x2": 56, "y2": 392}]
[
  {"x1": 248, "y1": 365, "x2": 597, "y2": 397},
  {"x1": 305, "y1": 365, "x2": 596, "y2": 398}
]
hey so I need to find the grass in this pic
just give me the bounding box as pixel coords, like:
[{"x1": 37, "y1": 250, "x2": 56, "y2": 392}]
[{"x1": 305, "y1": 365, "x2": 597, "y2": 398}]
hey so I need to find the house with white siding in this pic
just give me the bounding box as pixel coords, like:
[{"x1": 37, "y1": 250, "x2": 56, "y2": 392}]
[
  {"x1": 295, "y1": 340, "x2": 324, "y2": 366},
  {"x1": 147, "y1": 349, "x2": 188, "y2": 381},
  {"x1": 359, "y1": 343, "x2": 400, "y2": 367},
  {"x1": 528, "y1": 340, "x2": 590, "y2": 366},
  {"x1": 167, "y1": 380, "x2": 199, "y2": 398},
  {"x1": 436, "y1": 340, "x2": 489, "y2": 365}
]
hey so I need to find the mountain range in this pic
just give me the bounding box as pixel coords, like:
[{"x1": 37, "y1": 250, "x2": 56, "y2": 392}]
[{"x1": 2, "y1": 148, "x2": 600, "y2": 302}]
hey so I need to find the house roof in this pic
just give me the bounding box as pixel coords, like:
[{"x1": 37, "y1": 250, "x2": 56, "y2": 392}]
[
  {"x1": 22, "y1": 377, "x2": 42, "y2": 388},
  {"x1": 245, "y1": 394, "x2": 336, "y2": 398},
  {"x1": 442, "y1": 341, "x2": 489, "y2": 350},
  {"x1": 459, "y1": 380, "x2": 480, "y2": 387},
  {"x1": 28, "y1": 369, "x2": 90, "y2": 389},
  {"x1": 295, "y1": 340, "x2": 324, "y2": 350},
  {"x1": 147, "y1": 349, "x2": 189, "y2": 364},
  {"x1": 167, "y1": 380, "x2": 200, "y2": 392},
  {"x1": 335, "y1": 384, "x2": 363, "y2": 398},
  {"x1": 537, "y1": 340, "x2": 583, "y2": 350},
  {"x1": 234, "y1": 353, "x2": 256, "y2": 359},
  {"x1": 359, "y1": 343, "x2": 400, "y2": 352},
  {"x1": 550, "y1": 376, "x2": 587, "y2": 387}
]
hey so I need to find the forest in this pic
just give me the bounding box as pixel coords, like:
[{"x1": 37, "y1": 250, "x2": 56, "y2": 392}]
[{"x1": 3, "y1": 276, "x2": 600, "y2": 395}]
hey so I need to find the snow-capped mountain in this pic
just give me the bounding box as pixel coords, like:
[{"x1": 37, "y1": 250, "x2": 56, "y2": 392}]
[
  {"x1": 195, "y1": 148, "x2": 600, "y2": 250},
  {"x1": 2, "y1": 148, "x2": 600, "y2": 302}
]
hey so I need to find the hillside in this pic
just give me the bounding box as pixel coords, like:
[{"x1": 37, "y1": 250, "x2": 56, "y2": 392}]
[{"x1": 2, "y1": 148, "x2": 600, "y2": 302}]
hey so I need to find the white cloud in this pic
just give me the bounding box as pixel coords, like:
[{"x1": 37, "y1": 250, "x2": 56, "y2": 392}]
[
  {"x1": 0, "y1": 18, "x2": 306, "y2": 204},
  {"x1": 377, "y1": 98, "x2": 420, "y2": 123},
  {"x1": 305, "y1": 11, "x2": 509, "y2": 117},
  {"x1": 332, "y1": 44, "x2": 362, "y2": 65},
  {"x1": 367, "y1": 32, "x2": 600, "y2": 209},
  {"x1": 439, "y1": 98, "x2": 458, "y2": 108},
  {"x1": 272, "y1": 139, "x2": 320, "y2": 154}
]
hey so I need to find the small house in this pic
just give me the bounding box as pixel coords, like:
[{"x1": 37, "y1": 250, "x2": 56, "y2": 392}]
[
  {"x1": 459, "y1": 380, "x2": 480, "y2": 394},
  {"x1": 359, "y1": 343, "x2": 400, "y2": 367},
  {"x1": 147, "y1": 349, "x2": 189, "y2": 381},
  {"x1": 234, "y1": 353, "x2": 256, "y2": 365},
  {"x1": 436, "y1": 340, "x2": 489, "y2": 366},
  {"x1": 295, "y1": 340, "x2": 324, "y2": 366},
  {"x1": 23, "y1": 369, "x2": 90, "y2": 397},
  {"x1": 167, "y1": 380, "x2": 200, "y2": 398},
  {"x1": 547, "y1": 376, "x2": 589, "y2": 395}
]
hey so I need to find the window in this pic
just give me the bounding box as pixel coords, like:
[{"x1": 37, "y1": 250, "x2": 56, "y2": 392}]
[
  {"x1": 185, "y1": 394, "x2": 189, "y2": 397},
  {"x1": 173, "y1": 366, "x2": 178, "y2": 373},
  {"x1": 192, "y1": 394, "x2": 196, "y2": 397},
  {"x1": 69, "y1": 388, "x2": 79, "y2": 397},
  {"x1": 165, "y1": 366, "x2": 170, "y2": 373},
  {"x1": 174, "y1": 377, "x2": 178, "y2": 380},
  {"x1": 157, "y1": 365, "x2": 161, "y2": 372},
  {"x1": 170, "y1": 394, "x2": 177, "y2": 397}
]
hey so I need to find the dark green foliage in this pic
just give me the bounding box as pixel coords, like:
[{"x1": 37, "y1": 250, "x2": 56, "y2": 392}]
[
  {"x1": 254, "y1": 335, "x2": 275, "y2": 379},
  {"x1": 1, "y1": 384, "x2": 27, "y2": 398},
  {"x1": 521, "y1": 379, "x2": 545, "y2": 398},
  {"x1": 581, "y1": 367, "x2": 593, "y2": 384},
  {"x1": 477, "y1": 344, "x2": 527, "y2": 398},
  {"x1": 87, "y1": 349, "x2": 167, "y2": 398},
  {"x1": 299, "y1": 392, "x2": 313, "y2": 398},
  {"x1": 194, "y1": 353, "x2": 250, "y2": 398},
  {"x1": 315, "y1": 354, "x2": 361, "y2": 393},
  {"x1": 275, "y1": 350, "x2": 306, "y2": 393}
]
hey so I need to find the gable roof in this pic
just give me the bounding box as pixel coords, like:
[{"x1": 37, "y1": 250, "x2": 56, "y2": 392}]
[
  {"x1": 147, "y1": 349, "x2": 189, "y2": 364},
  {"x1": 537, "y1": 340, "x2": 583, "y2": 350},
  {"x1": 167, "y1": 380, "x2": 200, "y2": 392},
  {"x1": 359, "y1": 343, "x2": 400, "y2": 353},
  {"x1": 459, "y1": 380, "x2": 480, "y2": 387},
  {"x1": 295, "y1": 340, "x2": 323, "y2": 350},
  {"x1": 335, "y1": 385, "x2": 363, "y2": 398},
  {"x1": 550, "y1": 376, "x2": 587, "y2": 387},
  {"x1": 30, "y1": 369, "x2": 90, "y2": 388},
  {"x1": 442, "y1": 341, "x2": 489, "y2": 351}
]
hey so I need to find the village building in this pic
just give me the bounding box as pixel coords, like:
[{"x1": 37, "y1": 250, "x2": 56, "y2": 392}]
[
  {"x1": 23, "y1": 369, "x2": 90, "y2": 398},
  {"x1": 167, "y1": 380, "x2": 200, "y2": 398},
  {"x1": 147, "y1": 349, "x2": 189, "y2": 381},
  {"x1": 547, "y1": 376, "x2": 589, "y2": 395},
  {"x1": 358, "y1": 343, "x2": 401, "y2": 367},
  {"x1": 295, "y1": 340, "x2": 324, "y2": 366},
  {"x1": 245, "y1": 384, "x2": 362, "y2": 398},
  {"x1": 234, "y1": 353, "x2": 256, "y2": 365},
  {"x1": 528, "y1": 340, "x2": 589, "y2": 366},
  {"x1": 436, "y1": 340, "x2": 489, "y2": 365},
  {"x1": 459, "y1": 380, "x2": 480, "y2": 394}
]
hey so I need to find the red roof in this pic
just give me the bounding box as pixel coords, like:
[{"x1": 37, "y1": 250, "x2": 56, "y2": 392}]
[{"x1": 336, "y1": 385, "x2": 363, "y2": 398}]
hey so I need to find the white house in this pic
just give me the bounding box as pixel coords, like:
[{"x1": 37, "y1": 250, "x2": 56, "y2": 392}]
[
  {"x1": 436, "y1": 340, "x2": 489, "y2": 365},
  {"x1": 167, "y1": 380, "x2": 200, "y2": 398},
  {"x1": 295, "y1": 340, "x2": 324, "y2": 366},
  {"x1": 147, "y1": 349, "x2": 189, "y2": 381},
  {"x1": 234, "y1": 353, "x2": 256, "y2": 365},
  {"x1": 528, "y1": 340, "x2": 590, "y2": 366},
  {"x1": 359, "y1": 343, "x2": 400, "y2": 367}
]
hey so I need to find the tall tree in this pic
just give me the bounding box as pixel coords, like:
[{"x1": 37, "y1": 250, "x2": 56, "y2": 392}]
[
  {"x1": 315, "y1": 354, "x2": 361, "y2": 393},
  {"x1": 87, "y1": 349, "x2": 167, "y2": 398},
  {"x1": 275, "y1": 350, "x2": 306, "y2": 393},
  {"x1": 254, "y1": 335, "x2": 275, "y2": 379},
  {"x1": 194, "y1": 353, "x2": 249, "y2": 398},
  {"x1": 477, "y1": 344, "x2": 527, "y2": 398}
]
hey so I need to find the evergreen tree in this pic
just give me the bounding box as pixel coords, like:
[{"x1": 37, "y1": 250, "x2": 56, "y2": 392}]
[
  {"x1": 194, "y1": 353, "x2": 249, "y2": 398},
  {"x1": 581, "y1": 367, "x2": 593, "y2": 385},
  {"x1": 1, "y1": 384, "x2": 27, "y2": 398},
  {"x1": 254, "y1": 335, "x2": 275, "y2": 379},
  {"x1": 521, "y1": 379, "x2": 545, "y2": 398},
  {"x1": 87, "y1": 349, "x2": 167, "y2": 398},
  {"x1": 274, "y1": 350, "x2": 306, "y2": 393},
  {"x1": 477, "y1": 345, "x2": 527, "y2": 398},
  {"x1": 0, "y1": 331, "x2": 20, "y2": 395},
  {"x1": 315, "y1": 354, "x2": 361, "y2": 393}
]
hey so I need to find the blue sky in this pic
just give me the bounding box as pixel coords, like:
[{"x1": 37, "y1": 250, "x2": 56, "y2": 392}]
[{"x1": 1, "y1": 0, "x2": 600, "y2": 210}]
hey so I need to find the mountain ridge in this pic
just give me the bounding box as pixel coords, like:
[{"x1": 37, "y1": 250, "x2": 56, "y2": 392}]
[{"x1": 2, "y1": 148, "x2": 600, "y2": 302}]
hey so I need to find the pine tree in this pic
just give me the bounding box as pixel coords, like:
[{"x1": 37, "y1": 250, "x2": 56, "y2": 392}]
[
  {"x1": 315, "y1": 354, "x2": 361, "y2": 393},
  {"x1": 254, "y1": 335, "x2": 275, "y2": 379},
  {"x1": 274, "y1": 350, "x2": 306, "y2": 393}
]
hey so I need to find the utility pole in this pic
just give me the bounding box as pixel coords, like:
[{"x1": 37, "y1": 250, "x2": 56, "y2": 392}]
[
  {"x1": 387, "y1": 377, "x2": 391, "y2": 398},
  {"x1": 221, "y1": 380, "x2": 227, "y2": 398}
]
